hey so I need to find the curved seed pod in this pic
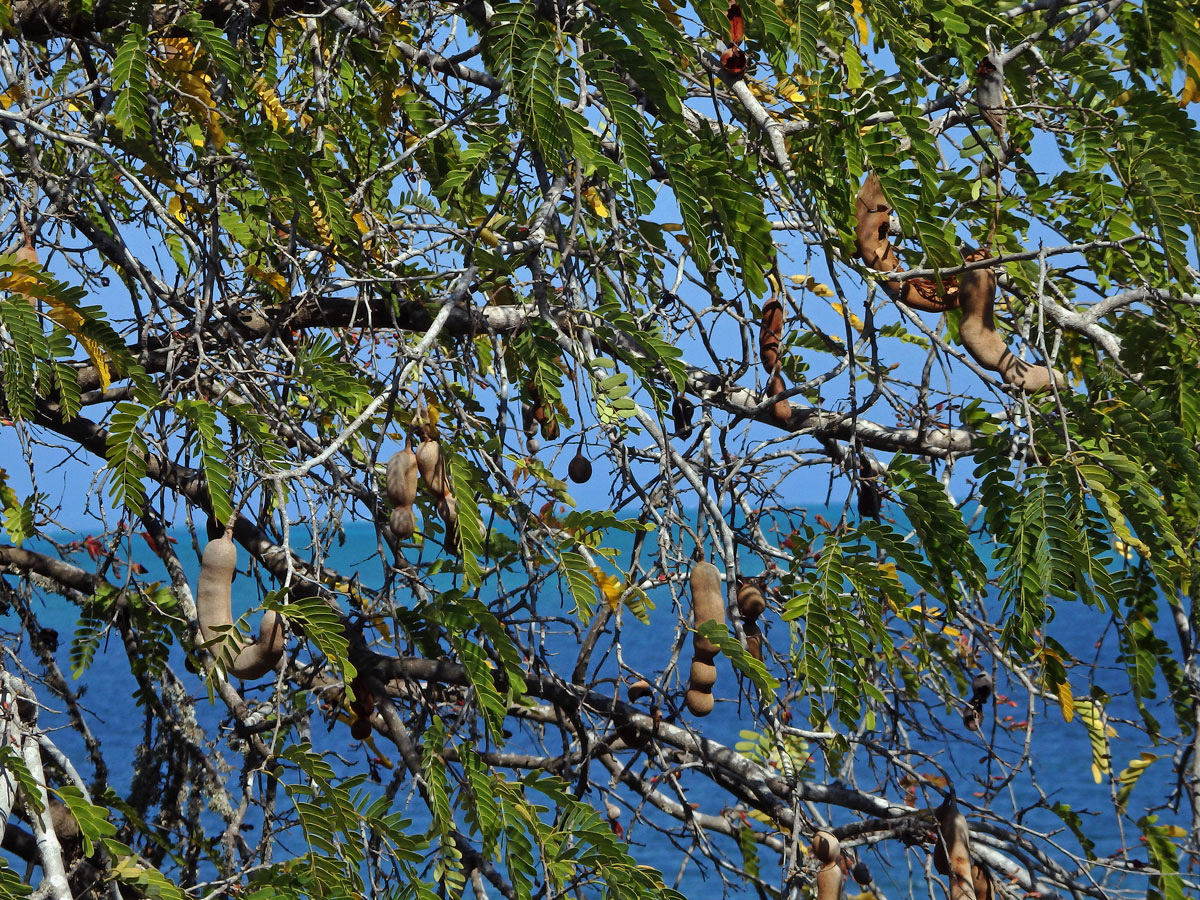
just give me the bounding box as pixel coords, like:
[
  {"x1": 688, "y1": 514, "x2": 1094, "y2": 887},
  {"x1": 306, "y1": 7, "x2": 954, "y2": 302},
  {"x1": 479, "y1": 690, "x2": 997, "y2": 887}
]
[
  {"x1": 627, "y1": 679, "x2": 652, "y2": 702},
  {"x1": 690, "y1": 561, "x2": 725, "y2": 657},
  {"x1": 386, "y1": 449, "x2": 419, "y2": 507},
  {"x1": 416, "y1": 440, "x2": 447, "y2": 497},
  {"x1": 389, "y1": 506, "x2": 416, "y2": 540},
  {"x1": 684, "y1": 688, "x2": 715, "y2": 716},
  {"x1": 934, "y1": 796, "x2": 978, "y2": 900},
  {"x1": 14, "y1": 239, "x2": 38, "y2": 308},
  {"x1": 958, "y1": 260, "x2": 1060, "y2": 393},
  {"x1": 758, "y1": 296, "x2": 791, "y2": 422},
  {"x1": 854, "y1": 176, "x2": 959, "y2": 312},
  {"x1": 811, "y1": 831, "x2": 841, "y2": 865},
  {"x1": 196, "y1": 536, "x2": 286, "y2": 680}
]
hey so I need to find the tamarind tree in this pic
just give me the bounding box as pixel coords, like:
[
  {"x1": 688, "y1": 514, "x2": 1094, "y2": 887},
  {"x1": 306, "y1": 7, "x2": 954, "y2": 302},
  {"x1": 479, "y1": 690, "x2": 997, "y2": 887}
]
[{"x1": 1, "y1": 0, "x2": 1199, "y2": 898}]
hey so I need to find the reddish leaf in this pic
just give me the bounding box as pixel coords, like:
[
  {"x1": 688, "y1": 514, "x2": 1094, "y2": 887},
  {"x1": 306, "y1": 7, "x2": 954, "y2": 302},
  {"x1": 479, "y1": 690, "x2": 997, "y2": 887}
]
[
  {"x1": 83, "y1": 535, "x2": 104, "y2": 560},
  {"x1": 727, "y1": 1, "x2": 745, "y2": 45}
]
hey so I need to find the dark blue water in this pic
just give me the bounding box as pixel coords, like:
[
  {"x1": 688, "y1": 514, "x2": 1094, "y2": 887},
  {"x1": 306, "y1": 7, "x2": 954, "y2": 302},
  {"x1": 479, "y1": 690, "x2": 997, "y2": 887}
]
[{"x1": 2, "y1": 515, "x2": 1183, "y2": 896}]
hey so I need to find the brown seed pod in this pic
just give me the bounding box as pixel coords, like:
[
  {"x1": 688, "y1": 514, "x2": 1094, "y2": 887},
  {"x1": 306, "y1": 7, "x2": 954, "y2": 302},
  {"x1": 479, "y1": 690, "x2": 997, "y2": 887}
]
[
  {"x1": 815, "y1": 862, "x2": 842, "y2": 900},
  {"x1": 854, "y1": 175, "x2": 959, "y2": 312},
  {"x1": 972, "y1": 862, "x2": 994, "y2": 900},
  {"x1": 350, "y1": 717, "x2": 372, "y2": 740},
  {"x1": 684, "y1": 688, "x2": 715, "y2": 716},
  {"x1": 811, "y1": 830, "x2": 841, "y2": 865},
  {"x1": 540, "y1": 415, "x2": 560, "y2": 441},
  {"x1": 744, "y1": 621, "x2": 763, "y2": 662},
  {"x1": 736, "y1": 581, "x2": 766, "y2": 620},
  {"x1": 196, "y1": 535, "x2": 285, "y2": 680},
  {"x1": 934, "y1": 796, "x2": 978, "y2": 900},
  {"x1": 758, "y1": 295, "x2": 791, "y2": 423},
  {"x1": 851, "y1": 859, "x2": 872, "y2": 887},
  {"x1": 386, "y1": 449, "x2": 419, "y2": 507},
  {"x1": 416, "y1": 440, "x2": 447, "y2": 496},
  {"x1": 958, "y1": 257, "x2": 1060, "y2": 394},
  {"x1": 690, "y1": 561, "x2": 725, "y2": 657},
  {"x1": 971, "y1": 672, "x2": 993, "y2": 705},
  {"x1": 627, "y1": 679, "x2": 652, "y2": 702},
  {"x1": 688, "y1": 660, "x2": 718, "y2": 690},
  {"x1": 672, "y1": 393, "x2": 695, "y2": 438},
  {"x1": 616, "y1": 720, "x2": 649, "y2": 748},
  {"x1": 13, "y1": 239, "x2": 38, "y2": 308},
  {"x1": 389, "y1": 506, "x2": 416, "y2": 540},
  {"x1": 568, "y1": 453, "x2": 592, "y2": 484}
]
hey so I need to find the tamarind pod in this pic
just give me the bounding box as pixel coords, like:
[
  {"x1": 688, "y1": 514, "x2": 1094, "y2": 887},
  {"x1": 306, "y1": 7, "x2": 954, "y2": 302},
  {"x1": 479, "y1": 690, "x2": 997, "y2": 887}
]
[
  {"x1": 690, "y1": 561, "x2": 725, "y2": 657},
  {"x1": 672, "y1": 394, "x2": 695, "y2": 438},
  {"x1": 627, "y1": 679, "x2": 652, "y2": 702},
  {"x1": 14, "y1": 240, "x2": 38, "y2": 308},
  {"x1": 815, "y1": 864, "x2": 842, "y2": 900},
  {"x1": 416, "y1": 440, "x2": 447, "y2": 496},
  {"x1": 744, "y1": 623, "x2": 763, "y2": 662},
  {"x1": 736, "y1": 581, "x2": 766, "y2": 619},
  {"x1": 350, "y1": 717, "x2": 372, "y2": 740},
  {"x1": 972, "y1": 862, "x2": 993, "y2": 900},
  {"x1": 854, "y1": 176, "x2": 904, "y2": 294},
  {"x1": 228, "y1": 611, "x2": 285, "y2": 679},
  {"x1": 196, "y1": 536, "x2": 286, "y2": 680},
  {"x1": 934, "y1": 796, "x2": 978, "y2": 900},
  {"x1": 389, "y1": 506, "x2": 416, "y2": 540},
  {"x1": 540, "y1": 415, "x2": 560, "y2": 441},
  {"x1": 197, "y1": 536, "x2": 239, "y2": 647},
  {"x1": 568, "y1": 453, "x2": 592, "y2": 484},
  {"x1": 684, "y1": 688, "x2": 715, "y2": 716},
  {"x1": 386, "y1": 449, "x2": 419, "y2": 507},
  {"x1": 759, "y1": 297, "x2": 783, "y2": 373},
  {"x1": 811, "y1": 830, "x2": 841, "y2": 865},
  {"x1": 438, "y1": 493, "x2": 459, "y2": 545},
  {"x1": 975, "y1": 56, "x2": 1008, "y2": 145},
  {"x1": 854, "y1": 176, "x2": 957, "y2": 312},
  {"x1": 851, "y1": 860, "x2": 872, "y2": 887},
  {"x1": 958, "y1": 261, "x2": 1060, "y2": 394},
  {"x1": 971, "y1": 672, "x2": 993, "y2": 705},
  {"x1": 521, "y1": 403, "x2": 538, "y2": 438},
  {"x1": 688, "y1": 660, "x2": 718, "y2": 690},
  {"x1": 962, "y1": 704, "x2": 982, "y2": 732}
]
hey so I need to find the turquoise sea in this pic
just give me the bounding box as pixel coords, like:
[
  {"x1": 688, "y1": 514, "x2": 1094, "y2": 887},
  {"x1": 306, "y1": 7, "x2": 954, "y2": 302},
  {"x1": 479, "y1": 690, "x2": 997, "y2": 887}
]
[{"x1": 1, "y1": 513, "x2": 1178, "y2": 897}]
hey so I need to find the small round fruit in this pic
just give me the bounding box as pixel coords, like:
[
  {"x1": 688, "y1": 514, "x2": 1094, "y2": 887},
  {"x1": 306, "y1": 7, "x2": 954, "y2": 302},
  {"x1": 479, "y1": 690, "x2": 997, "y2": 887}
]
[{"x1": 568, "y1": 453, "x2": 592, "y2": 484}]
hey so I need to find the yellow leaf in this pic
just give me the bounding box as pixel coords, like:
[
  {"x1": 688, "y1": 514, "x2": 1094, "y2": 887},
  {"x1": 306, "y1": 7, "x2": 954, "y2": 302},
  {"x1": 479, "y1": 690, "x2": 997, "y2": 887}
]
[
  {"x1": 1161, "y1": 824, "x2": 1189, "y2": 838},
  {"x1": 812, "y1": 283, "x2": 835, "y2": 297},
  {"x1": 583, "y1": 186, "x2": 609, "y2": 218},
  {"x1": 1180, "y1": 52, "x2": 1200, "y2": 105},
  {"x1": 589, "y1": 566, "x2": 623, "y2": 611},
  {"x1": 851, "y1": 0, "x2": 869, "y2": 46},
  {"x1": 246, "y1": 265, "x2": 288, "y2": 296},
  {"x1": 0, "y1": 84, "x2": 23, "y2": 109},
  {"x1": 252, "y1": 77, "x2": 292, "y2": 132},
  {"x1": 43, "y1": 301, "x2": 111, "y2": 391},
  {"x1": 168, "y1": 195, "x2": 185, "y2": 224},
  {"x1": 1057, "y1": 679, "x2": 1075, "y2": 723},
  {"x1": 1076, "y1": 698, "x2": 1111, "y2": 781}
]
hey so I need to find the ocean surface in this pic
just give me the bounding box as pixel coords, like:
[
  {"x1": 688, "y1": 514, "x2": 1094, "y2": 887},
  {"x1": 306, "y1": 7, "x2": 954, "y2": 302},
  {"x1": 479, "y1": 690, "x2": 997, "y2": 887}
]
[{"x1": 1, "y1": 514, "x2": 1181, "y2": 897}]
